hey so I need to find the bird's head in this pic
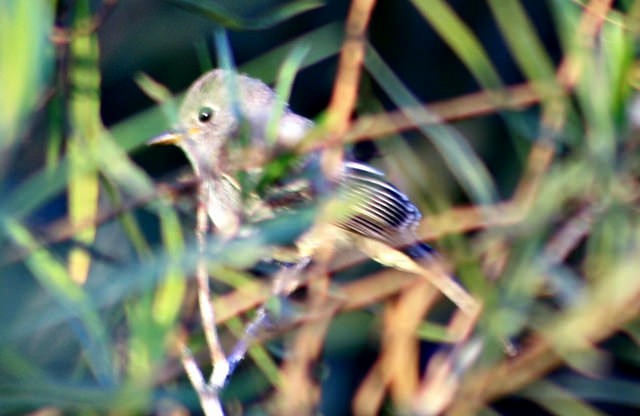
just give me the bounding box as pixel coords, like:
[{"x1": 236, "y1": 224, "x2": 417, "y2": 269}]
[{"x1": 148, "y1": 69, "x2": 278, "y2": 178}]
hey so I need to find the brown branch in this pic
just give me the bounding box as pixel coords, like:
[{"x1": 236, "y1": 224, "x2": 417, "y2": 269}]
[
  {"x1": 299, "y1": 80, "x2": 546, "y2": 155},
  {"x1": 342, "y1": 83, "x2": 542, "y2": 145},
  {"x1": 353, "y1": 280, "x2": 441, "y2": 414},
  {"x1": 321, "y1": 0, "x2": 377, "y2": 176}
]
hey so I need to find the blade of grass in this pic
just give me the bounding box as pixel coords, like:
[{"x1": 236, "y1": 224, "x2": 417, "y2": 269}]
[
  {"x1": 416, "y1": 321, "x2": 456, "y2": 343},
  {"x1": 410, "y1": 0, "x2": 503, "y2": 92},
  {"x1": 365, "y1": 44, "x2": 498, "y2": 205},
  {"x1": 575, "y1": 9, "x2": 632, "y2": 170},
  {"x1": 3, "y1": 219, "x2": 114, "y2": 385},
  {"x1": 67, "y1": 0, "x2": 102, "y2": 284},
  {"x1": 0, "y1": 0, "x2": 52, "y2": 154},
  {"x1": 165, "y1": 0, "x2": 324, "y2": 30},
  {"x1": 520, "y1": 380, "x2": 605, "y2": 416},
  {"x1": 152, "y1": 206, "x2": 187, "y2": 326},
  {"x1": 134, "y1": 72, "x2": 179, "y2": 125},
  {"x1": 5, "y1": 207, "x2": 311, "y2": 345},
  {"x1": 125, "y1": 198, "x2": 186, "y2": 387},
  {"x1": 486, "y1": 0, "x2": 558, "y2": 95},
  {"x1": 214, "y1": 28, "x2": 242, "y2": 126},
  {"x1": 267, "y1": 43, "x2": 310, "y2": 145},
  {"x1": 100, "y1": 175, "x2": 152, "y2": 258},
  {"x1": 553, "y1": 374, "x2": 640, "y2": 407},
  {"x1": 241, "y1": 21, "x2": 343, "y2": 82}
]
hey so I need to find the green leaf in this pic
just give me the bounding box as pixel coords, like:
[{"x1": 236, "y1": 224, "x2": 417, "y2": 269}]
[
  {"x1": 520, "y1": 380, "x2": 605, "y2": 416},
  {"x1": 135, "y1": 72, "x2": 179, "y2": 124},
  {"x1": 67, "y1": 0, "x2": 102, "y2": 285},
  {"x1": 166, "y1": 0, "x2": 324, "y2": 30},
  {"x1": 2, "y1": 219, "x2": 114, "y2": 384},
  {"x1": 486, "y1": 0, "x2": 559, "y2": 103},
  {"x1": 365, "y1": 44, "x2": 498, "y2": 205},
  {"x1": 152, "y1": 206, "x2": 187, "y2": 326},
  {"x1": 241, "y1": 21, "x2": 343, "y2": 82},
  {"x1": 528, "y1": 375, "x2": 640, "y2": 410},
  {"x1": 416, "y1": 321, "x2": 455, "y2": 343},
  {"x1": 410, "y1": 0, "x2": 503, "y2": 91},
  {"x1": 0, "y1": 0, "x2": 53, "y2": 151},
  {"x1": 267, "y1": 43, "x2": 310, "y2": 144}
]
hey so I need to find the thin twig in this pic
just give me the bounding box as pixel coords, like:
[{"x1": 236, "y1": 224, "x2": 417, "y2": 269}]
[
  {"x1": 194, "y1": 184, "x2": 229, "y2": 387},
  {"x1": 179, "y1": 343, "x2": 225, "y2": 416},
  {"x1": 178, "y1": 183, "x2": 229, "y2": 415}
]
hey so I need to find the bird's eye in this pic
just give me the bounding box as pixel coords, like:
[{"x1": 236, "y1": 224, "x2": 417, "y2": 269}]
[{"x1": 198, "y1": 106, "x2": 214, "y2": 123}]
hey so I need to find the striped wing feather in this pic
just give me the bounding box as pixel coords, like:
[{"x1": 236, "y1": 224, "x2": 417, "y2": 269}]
[{"x1": 335, "y1": 161, "x2": 422, "y2": 242}]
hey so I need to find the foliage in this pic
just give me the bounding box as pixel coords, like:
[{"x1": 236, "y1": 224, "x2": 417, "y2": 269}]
[{"x1": 1, "y1": 0, "x2": 640, "y2": 415}]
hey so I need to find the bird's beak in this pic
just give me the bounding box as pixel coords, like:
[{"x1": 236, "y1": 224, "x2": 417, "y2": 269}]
[{"x1": 147, "y1": 130, "x2": 184, "y2": 146}]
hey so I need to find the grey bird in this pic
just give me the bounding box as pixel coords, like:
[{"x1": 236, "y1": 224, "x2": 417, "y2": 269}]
[
  {"x1": 148, "y1": 70, "x2": 479, "y2": 377},
  {"x1": 149, "y1": 69, "x2": 435, "y2": 261}
]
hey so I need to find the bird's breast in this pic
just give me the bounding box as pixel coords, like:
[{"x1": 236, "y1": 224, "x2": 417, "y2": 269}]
[{"x1": 206, "y1": 178, "x2": 242, "y2": 239}]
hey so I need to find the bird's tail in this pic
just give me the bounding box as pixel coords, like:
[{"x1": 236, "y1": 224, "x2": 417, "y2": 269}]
[{"x1": 401, "y1": 240, "x2": 438, "y2": 260}]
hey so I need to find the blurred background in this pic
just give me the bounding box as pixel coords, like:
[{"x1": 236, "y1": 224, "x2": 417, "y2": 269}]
[{"x1": 1, "y1": 0, "x2": 640, "y2": 415}]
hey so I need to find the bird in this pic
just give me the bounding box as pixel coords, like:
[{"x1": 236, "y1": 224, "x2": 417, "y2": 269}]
[
  {"x1": 149, "y1": 69, "x2": 432, "y2": 258},
  {"x1": 148, "y1": 69, "x2": 479, "y2": 380}
]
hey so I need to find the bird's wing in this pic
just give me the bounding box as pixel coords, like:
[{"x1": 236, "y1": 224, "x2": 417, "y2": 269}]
[
  {"x1": 259, "y1": 157, "x2": 435, "y2": 259},
  {"x1": 334, "y1": 161, "x2": 424, "y2": 246}
]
